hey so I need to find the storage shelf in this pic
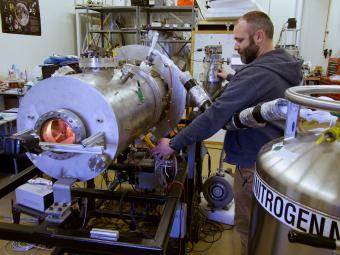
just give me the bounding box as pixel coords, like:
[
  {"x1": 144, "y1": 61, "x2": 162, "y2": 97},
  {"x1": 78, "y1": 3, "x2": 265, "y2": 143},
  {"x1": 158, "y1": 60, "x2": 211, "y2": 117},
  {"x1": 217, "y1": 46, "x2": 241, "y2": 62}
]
[
  {"x1": 142, "y1": 27, "x2": 192, "y2": 31},
  {"x1": 140, "y1": 39, "x2": 191, "y2": 43},
  {"x1": 77, "y1": 5, "x2": 193, "y2": 12},
  {"x1": 141, "y1": 6, "x2": 194, "y2": 12},
  {"x1": 89, "y1": 29, "x2": 138, "y2": 33},
  {"x1": 76, "y1": 4, "x2": 195, "y2": 56},
  {"x1": 76, "y1": 6, "x2": 138, "y2": 12}
]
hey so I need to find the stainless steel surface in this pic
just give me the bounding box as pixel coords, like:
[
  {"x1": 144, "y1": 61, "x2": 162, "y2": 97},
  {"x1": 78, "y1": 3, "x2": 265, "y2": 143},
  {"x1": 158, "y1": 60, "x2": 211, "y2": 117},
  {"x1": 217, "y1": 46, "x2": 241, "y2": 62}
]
[
  {"x1": 116, "y1": 45, "x2": 186, "y2": 138},
  {"x1": 123, "y1": 63, "x2": 164, "y2": 121},
  {"x1": 17, "y1": 45, "x2": 186, "y2": 181},
  {"x1": 53, "y1": 178, "x2": 77, "y2": 203},
  {"x1": 81, "y1": 132, "x2": 105, "y2": 147},
  {"x1": 283, "y1": 101, "x2": 300, "y2": 141},
  {"x1": 203, "y1": 172, "x2": 234, "y2": 209},
  {"x1": 18, "y1": 72, "x2": 165, "y2": 180},
  {"x1": 257, "y1": 133, "x2": 340, "y2": 215},
  {"x1": 39, "y1": 142, "x2": 104, "y2": 154},
  {"x1": 11, "y1": 128, "x2": 34, "y2": 138},
  {"x1": 249, "y1": 201, "x2": 334, "y2": 255},
  {"x1": 88, "y1": 154, "x2": 110, "y2": 173},
  {"x1": 285, "y1": 85, "x2": 340, "y2": 112},
  {"x1": 250, "y1": 86, "x2": 340, "y2": 255},
  {"x1": 90, "y1": 228, "x2": 119, "y2": 241},
  {"x1": 79, "y1": 57, "x2": 117, "y2": 69},
  {"x1": 250, "y1": 133, "x2": 340, "y2": 254}
]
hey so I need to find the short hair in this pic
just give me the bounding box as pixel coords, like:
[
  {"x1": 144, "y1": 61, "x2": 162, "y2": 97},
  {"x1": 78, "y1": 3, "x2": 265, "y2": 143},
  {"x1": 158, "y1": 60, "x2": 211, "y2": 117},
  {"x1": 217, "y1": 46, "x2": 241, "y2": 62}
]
[{"x1": 238, "y1": 11, "x2": 274, "y2": 39}]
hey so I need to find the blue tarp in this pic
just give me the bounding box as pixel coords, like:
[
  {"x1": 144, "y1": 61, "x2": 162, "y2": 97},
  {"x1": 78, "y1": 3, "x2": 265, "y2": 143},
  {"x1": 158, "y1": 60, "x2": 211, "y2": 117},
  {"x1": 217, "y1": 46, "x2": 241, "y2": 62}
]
[{"x1": 43, "y1": 56, "x2": 79, "y2": 66}]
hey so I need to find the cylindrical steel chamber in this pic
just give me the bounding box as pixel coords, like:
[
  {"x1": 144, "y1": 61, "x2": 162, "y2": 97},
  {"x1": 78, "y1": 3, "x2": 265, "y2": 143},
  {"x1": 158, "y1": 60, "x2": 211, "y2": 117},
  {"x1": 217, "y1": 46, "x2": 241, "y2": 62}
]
[{"x1": 17, "y1": 46, "x2": 186, "y2": 181}]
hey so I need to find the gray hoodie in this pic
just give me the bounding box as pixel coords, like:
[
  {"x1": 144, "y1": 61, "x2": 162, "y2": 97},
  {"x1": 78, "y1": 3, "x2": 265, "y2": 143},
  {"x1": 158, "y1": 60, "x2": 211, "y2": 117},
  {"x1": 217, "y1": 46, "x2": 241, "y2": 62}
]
[{"x1": 171, "y1": 48, "x2": 303, "y2": 167}]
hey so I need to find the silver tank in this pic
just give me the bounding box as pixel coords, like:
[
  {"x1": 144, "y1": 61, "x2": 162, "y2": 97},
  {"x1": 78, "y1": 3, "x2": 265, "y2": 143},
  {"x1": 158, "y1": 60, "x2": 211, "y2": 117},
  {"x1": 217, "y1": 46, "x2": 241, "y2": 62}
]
[{"x1": 249, "y1": 86, "x2": 340, "y2": 255}]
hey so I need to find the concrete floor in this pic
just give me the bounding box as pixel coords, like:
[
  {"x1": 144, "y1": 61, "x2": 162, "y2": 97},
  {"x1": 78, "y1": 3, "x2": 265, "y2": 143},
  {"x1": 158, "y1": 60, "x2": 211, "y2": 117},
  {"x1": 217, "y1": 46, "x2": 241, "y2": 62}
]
[
  {"x1": 0, "y1": 191, "x2": 53, "y2": 255},
  {"x1": 0, "y1": 142, "x2": 241, "y2": 255}
]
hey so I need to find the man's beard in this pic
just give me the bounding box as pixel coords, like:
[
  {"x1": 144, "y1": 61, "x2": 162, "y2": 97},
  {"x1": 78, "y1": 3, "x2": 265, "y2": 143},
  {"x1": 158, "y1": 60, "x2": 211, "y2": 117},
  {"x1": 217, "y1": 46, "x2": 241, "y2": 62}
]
[{"x1": 240, "y1": 38, "x2": 259, "y2": 64}]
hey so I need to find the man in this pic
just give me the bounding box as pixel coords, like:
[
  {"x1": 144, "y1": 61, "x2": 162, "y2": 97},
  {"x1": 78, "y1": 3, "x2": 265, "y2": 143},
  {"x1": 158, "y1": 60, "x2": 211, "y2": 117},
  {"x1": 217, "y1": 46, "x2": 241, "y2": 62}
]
[{"x1": 152, "y1": 11, "x2": 303, "y2": 255}]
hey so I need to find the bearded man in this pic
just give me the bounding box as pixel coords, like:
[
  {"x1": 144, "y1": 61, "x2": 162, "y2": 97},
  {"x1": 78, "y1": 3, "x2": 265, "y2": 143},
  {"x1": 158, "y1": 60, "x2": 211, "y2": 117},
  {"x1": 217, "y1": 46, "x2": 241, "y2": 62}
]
[{"x1": 152, "y1": 11, "x2": 303, "y2": 255}]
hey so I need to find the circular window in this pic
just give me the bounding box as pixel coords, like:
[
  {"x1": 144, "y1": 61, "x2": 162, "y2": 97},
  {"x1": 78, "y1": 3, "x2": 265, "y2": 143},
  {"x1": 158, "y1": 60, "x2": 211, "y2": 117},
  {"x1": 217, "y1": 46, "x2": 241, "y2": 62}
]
[
  {"x1": 40, "y1": 118, "x2": 76, "y2": 144},
  {"x1": 34, "y1": 109, "x2": 86, "y2": 160}
]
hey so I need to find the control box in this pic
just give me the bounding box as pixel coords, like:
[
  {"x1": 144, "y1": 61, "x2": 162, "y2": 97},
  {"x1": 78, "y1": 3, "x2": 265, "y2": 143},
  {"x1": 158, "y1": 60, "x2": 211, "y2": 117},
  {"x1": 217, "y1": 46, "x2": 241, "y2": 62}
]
[{"x1": 15, "y1": 180, "x2": 53, "y2": 212}]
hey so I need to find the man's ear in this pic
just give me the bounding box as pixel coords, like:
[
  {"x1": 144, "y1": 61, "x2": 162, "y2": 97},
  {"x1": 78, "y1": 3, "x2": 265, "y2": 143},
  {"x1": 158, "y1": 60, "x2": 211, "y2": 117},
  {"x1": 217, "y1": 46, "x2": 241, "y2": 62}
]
[{"x1": 253, "y1": 29, "x2": 265, "y2": 45}]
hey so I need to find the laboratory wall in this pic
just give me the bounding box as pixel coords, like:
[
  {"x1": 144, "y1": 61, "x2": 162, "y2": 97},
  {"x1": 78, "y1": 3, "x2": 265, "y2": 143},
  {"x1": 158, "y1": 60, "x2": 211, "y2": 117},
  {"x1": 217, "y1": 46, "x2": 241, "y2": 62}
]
[
  {"x1": 326, "y1": 0, "x2": 340, "y2": 58},
  {"x1": 0, "y1": 0, "x2": 76, "y2": 76}
]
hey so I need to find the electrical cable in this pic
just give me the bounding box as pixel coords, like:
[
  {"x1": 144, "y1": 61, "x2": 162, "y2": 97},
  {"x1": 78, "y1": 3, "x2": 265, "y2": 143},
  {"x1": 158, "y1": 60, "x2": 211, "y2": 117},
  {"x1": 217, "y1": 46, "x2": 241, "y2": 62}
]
[
  {"x1": 130, "y1": 183, "x2": 140, "y2": 193},
  {"x1": 31, "y1": 245, "x2": 53, "y2": 251},
  {"x1": 276, "y1": 21, "x2": 288, "y2": 47},
  {"x1": 207, "y1": 151, "x2": 211, "y2": 177},
  {"x1": 130, "y1": 202, "x2": 153, "y2": 239},
  {"x1": 81, "y1": 197, "x2": 88, "y2": 229},
  {"x1": 174, "y1": 38, "x2": 191, "y2": 56},
  {"x1": 322, "y1": 0, "x2": 331, "y2": 52},
  {"x1": 186, "y1": 196, "x2": 234, "y2": 254},
  {"x1": 119, "y1": 183, "x2": 152, "y2": 239},
  {"x1": 119, "y1": 190, "x2": 130, "y2": 226}
]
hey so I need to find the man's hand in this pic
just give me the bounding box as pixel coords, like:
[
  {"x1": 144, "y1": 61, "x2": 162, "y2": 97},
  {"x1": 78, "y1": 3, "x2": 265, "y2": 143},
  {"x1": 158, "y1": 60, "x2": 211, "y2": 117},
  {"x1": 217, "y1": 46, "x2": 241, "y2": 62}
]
[
  {"x1": 216, "y1": 67, "x2": 228, "y2": 80},
  {"x1": 151, "y1": 138, "x2": 174, "y2": 160}
]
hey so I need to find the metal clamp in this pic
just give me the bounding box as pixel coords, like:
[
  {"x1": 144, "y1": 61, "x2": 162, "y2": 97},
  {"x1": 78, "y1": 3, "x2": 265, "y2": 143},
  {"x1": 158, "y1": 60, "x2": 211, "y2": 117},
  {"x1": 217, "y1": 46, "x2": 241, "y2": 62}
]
[
  {"x1": 40, "y1": 142, "x2": 104, "y2": 154},
  {"x1": 284, "y1": 85, "x2": 340, "y2": 141},
  {"x1": 40, "y1": 132, "x2": 105, "y2": 154}
]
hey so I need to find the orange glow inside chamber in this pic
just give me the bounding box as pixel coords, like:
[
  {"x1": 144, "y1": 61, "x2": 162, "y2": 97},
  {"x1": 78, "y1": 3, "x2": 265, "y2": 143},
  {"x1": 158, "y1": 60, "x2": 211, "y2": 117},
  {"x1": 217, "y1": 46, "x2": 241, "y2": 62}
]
[{"x1": 41, "y1": 118, "x2": 76, "y2": 144}]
